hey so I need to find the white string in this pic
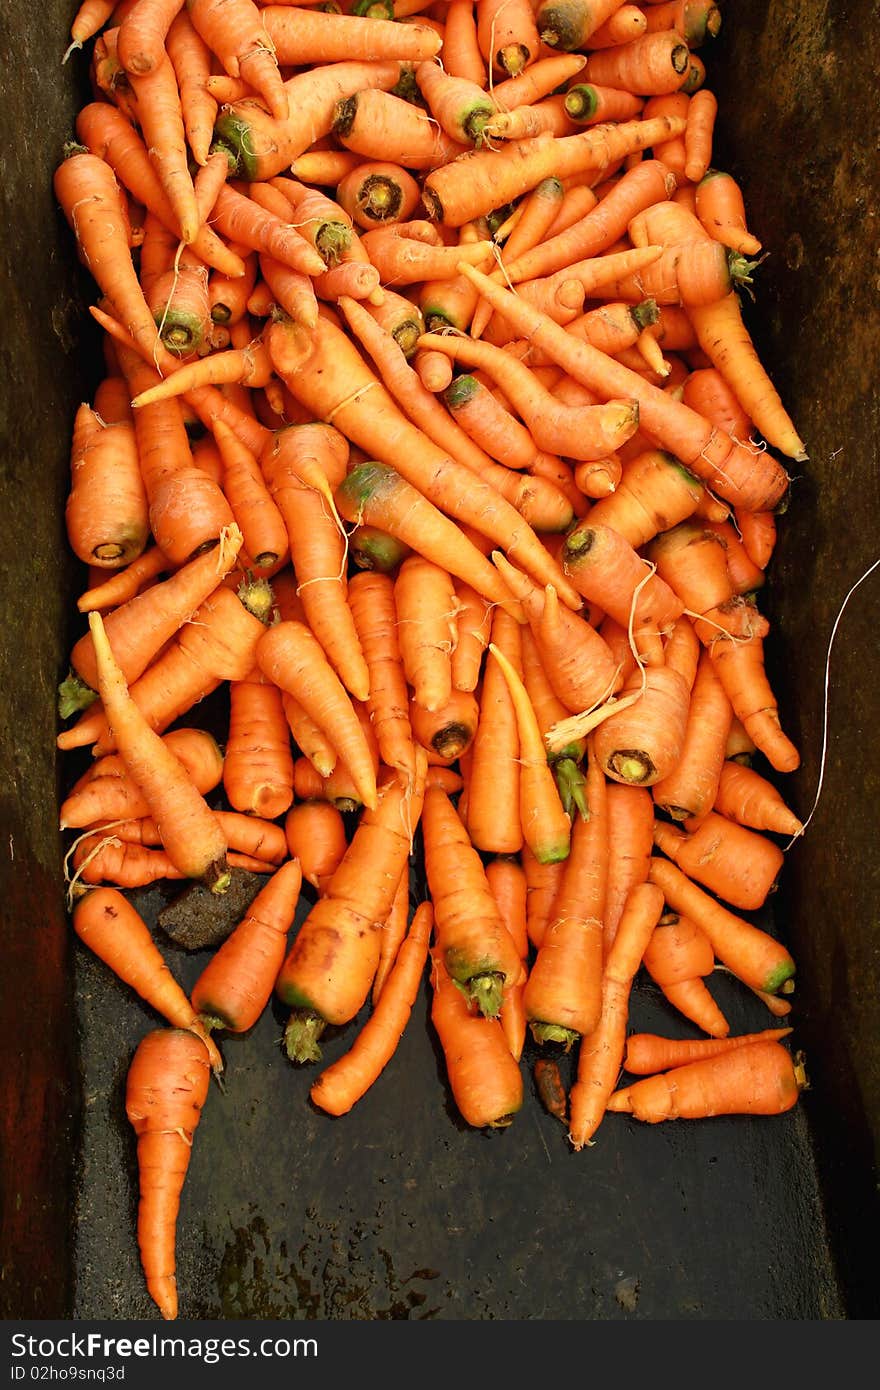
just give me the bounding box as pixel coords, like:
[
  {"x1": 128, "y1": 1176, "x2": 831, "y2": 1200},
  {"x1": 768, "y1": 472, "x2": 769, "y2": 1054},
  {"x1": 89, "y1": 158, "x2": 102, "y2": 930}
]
[{"x1": 784, "y1": 554, "x2": 880, "y2": 849}]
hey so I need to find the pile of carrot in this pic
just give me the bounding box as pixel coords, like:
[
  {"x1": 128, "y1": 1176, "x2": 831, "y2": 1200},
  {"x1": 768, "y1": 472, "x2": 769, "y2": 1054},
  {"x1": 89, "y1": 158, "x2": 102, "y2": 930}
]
[{"x1": 56, "y1": 0, "x2": 810, "y2": 1320}]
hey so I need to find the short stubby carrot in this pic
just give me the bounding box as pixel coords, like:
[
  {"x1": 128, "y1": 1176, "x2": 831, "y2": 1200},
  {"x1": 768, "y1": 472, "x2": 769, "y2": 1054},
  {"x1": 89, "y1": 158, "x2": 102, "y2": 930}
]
[
  {"x1": 275, "y1": 756, "x2": 427, "y2": 1061},
  {"x1": 429, "y1": 950, "x2": 524, "y2": 1129},
  {"x1": 284, "y1": 801, "x2": 347, "y2": 892}
]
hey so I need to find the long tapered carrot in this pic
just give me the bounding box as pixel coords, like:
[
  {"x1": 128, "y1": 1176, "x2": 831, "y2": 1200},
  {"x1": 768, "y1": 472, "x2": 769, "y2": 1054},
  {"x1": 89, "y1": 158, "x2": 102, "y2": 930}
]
[
  {"x1": 489, "y1": 641, "x2": 572, "y2": 865},
  {"x1": 348, "y1": 570, "x2": 417, "y2": 782},
  {"x1": 87, "y1": 611, "x2": 231, "y2": 892},
  {"x1": 191, "y1": 858, "x2": 303, "y2": 1034},
  {"x1": 310, "y1": 900, "x2": 432, "y2": 1117},
  {"x1": 256, "y1": 619, "x2": 377, "y2": 811},
  {"x1": 465, "y1": 607, "x2": 524, "y2": 856},
  {"x1": 73, "y1": 888, "x2": 221, "y2": 1071},
  {"x1": 647, "y1": 856, "x2": 795, "y2": 994},
  {"x1": 623, "y1": 1027, "x2": 794, "y2": 1077},
  {"x1": 125, "y1": 1028, "x2": 212, "y2": 1320},
  {"x1": 422, "y1": 116, "x2": 687, "y2": 226},
  {"x1": 603, "y1": 783, "x2": 654, "y2": 953},
  {"x1": 567, "y1": 879, "x2": 666, "y2": 1149}
]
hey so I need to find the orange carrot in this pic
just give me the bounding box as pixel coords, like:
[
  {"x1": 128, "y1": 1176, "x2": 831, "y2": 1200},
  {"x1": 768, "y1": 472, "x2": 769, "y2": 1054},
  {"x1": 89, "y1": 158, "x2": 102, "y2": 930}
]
[
  {"x1": 422, "y1": 117, "x2": 686, "y2": 227},
  {"x1": 429, "y1": 949, "x2": 524, "y2": 1128},
  {"x1": 687, "y1": 292, "x2": 808, "y2": 461},
  {"x1": 606, "y1": 1038, "x2": 805, "y2": 1120},
  {"x1": 187, "y1": 0, "x2": 287, "y2": 119},
  {"x1": 127, "y1": 50, "x2": 199, "y2": 242},
  {"x1": 276, "y1": 757, "x2": 427, "y2": 1059},
  {"x1": 623, "y1": 1027, "x2": 794, "y2": 1076},
  {"x1": 477, "y1": 0, "x2": 540, "y2": 76},
  {"x1": 263, "y1": 6, "x2": 441, "y2": 64},
  {"x1": 695, "y1": 168, "x2": 763, "y2": 257},
  {"x1": 394, "y1": 554, "x2": 458, "y2": 714},
  {"x1": 603, "y1": 782, "x2": 654, "y2": 952},
  {"x1": 647, "y1": 855, "x2": 795, "y2": 994},
  {"x1": 310, "y1": 899, "x2": 432, "y2": 1116},
  {"x1": 443, "y1": 0, "x2": 487, "y2": 86},
  {"x1": 65, "y1": 403, "x2": 149, "y2": 570},
  {"x1": 77, "y1": 546, "x2": 168, "y2": 614},
  {"x1": 535, "y1": 0, "x2": 635, "y2": 53},
  {"x1": 566, "y1": 878, "x2": 666, "y2": 1149},
  {"x1": 709, "y1": 760, "x2": 801, "y2": 839},
  {"x1": 348, "y1": 569, "x2": 417, "y2": 781},
  {"x1": 416, "y1": 57, "x2": 495, "y2": 145},
  {"x1": 651, "y1": 648, "x2": 733, "y2": 821},
  {"x1": 451, "y1": 582, "x2": 492, "y2": 693},
  {"x1": 256, "y1": 619, "x2": 377, "y2": 811},
  {"x1": 284, "y1": 801, "x2": 347, "y2": 892},
  {"x1": 465, "y1": 607, "x2": 524, "y2": 856},
  {"x1": 423, "y1": 782, "x2": 523, "y2": 1016},
  {"x1": 489, "y1": 640, "x2": 572, "y2": 864},
  {"x1": 190, "y1": 858, "x2": 303, "y2": 1034},
  {"x1": 371, "y1": 866, "x2": 411, "y2": 1006},
  {"x1": 221, "y1": 666, "x2": 295, "y2": 819},
  {"x1": 684, "y1": 87, "x2": 718, "y2": 183},
  {"x1": 165, "y1": 8, "x2": 217, "y2": 164},
  {"x1": 580, "y1": 27, "x2": 691, "y2": 93},
  {"x1": 60, "y1": 727, "x2": 224, "y2": 830},
  {"x1": 86, "y1": 611, "x2": 230, "y2": 891},
  {"x1": 642, "y1": 910, "x2": 729, "y2": 1037},
  {"x1": 72, "y1": 887, "x2": 221, "y2": 1069},
  {"x1": 124, "y1": 1027, "x2": 212, "y2": 1320}
]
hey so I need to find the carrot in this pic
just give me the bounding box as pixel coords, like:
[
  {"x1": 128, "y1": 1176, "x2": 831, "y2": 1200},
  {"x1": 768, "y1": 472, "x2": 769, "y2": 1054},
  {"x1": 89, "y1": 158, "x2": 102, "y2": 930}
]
[
  {"x1": 492, "y1": 553, "x2": 620, "y2": 717},
  {"x1": 335, "y1": 161, "x2": 421, "y2": 231},
  {"x1": 413, "y1": 348, "x2": 454, "y2": 393},
  {"x1": 262, "y1": 6, "x2": 441, "y2": 63},
  {"x1": 687, "y1": 292, "x2": 808, "y2": 461},
  {"x1": 126, "y1": 50, "x2": 200, "y2": 243},
  {"x1": 86, "y1": 611, "x2": 230, "y2": 891},
  {"x1": 489, "y1": 52, "x2": 588, "y2": 109},
  {"x1": 707, "y1": 623, "x2": 800, "y2": 773},
  {"x1": 423, "y1": 782, "x2": 523, "y2": 1016},
  {"x1": 60, "y1": 727, "x2": 224, "y2": 829},
  {"x1": 712, "y1": 760, "x2": 803, "y2": 838},
  {"x1": 54, "y1": 150, "x2": 163, "y2": 363},
  {"x1": 590, "y1": 617, "x2": 698, "y2": 786},
  {"x1": 284, "y1": 801, "x2": 347, "y2": 892},
  {"x1": 642, "y1": 0, "x2": 722, "y2": 47},
  {"x1": 683, "y1": 86, "x2": 718, "y2": 183},
  {"x1": 581, "y1": 27, "x2": 691, "y2": 94},
  {"x1": 563, "y1": 82, "x2": 645, "y2": 126},
  {"x1": 66, "y1": 0, "x2": 117, "y2": 60},
  {"x1": 62, "y1": 526, "x2": 243, "y2": 712},
  {"x1": 489, "y1": 641, "x2": 572, "y2": 865},
  {"x1": 651, "y1": 648, "x2": 732, "y2": 821},
  {"x1": 221, "y1": 666, "x2": 294, "y2": 819},
  {"x1": 567, "y1": 879, "x2": 666, "y2": 1148},
  {"x1": 561, "y1": 519, "x2": 684, "y2": 665},
  {"x1": 117, "y1": 0, "x2": 185, "y2": 76},
  {"x1": 606, "y1": 1038, "x2": 806, "y2": 1121},
  {"x1": 602, "y1": 783, "x2": 654, "y2": 956},
  {"x1": 309, "y1": 899, "x2": 432, "y2": 1116},
  {"x1": 442, "y1": 372, "x2": 538, "y2": 470},
  {"x1": 442, "y1": 0, "x2": 487, "y2": 87},
  {"x1": 276, "y1": 757, "x2": 427, "y2": 1059},
  {"x1": 164, "y1": 9, "x2": 217, "y2": 165},
  {"x1": 333, "y1": 89, "x2": 466, "y2": 170},
  {"x1": 124, "y1": 1027, "x2": 212, "y2": 1320},
  {"x1": 393, "y1": 555, "x2": 457, "y2": 716},
  {"x1": 421, "y1": 332, "x2": 639, "y2": 461},
  {"x1": 72, "y1": 887, "x2": 220, "y2": 1069},
  {"x1": 482, "y1": 94, "x2": 579, "y2": 143},
  {"x1": 65, "y1": 404, "x2": 148, "y2": 570},
  {"x1": 365, "y1": 291, "x2": 425, "y2": 359},
  {"x1": 416, "y1": 57, "x2": 495, "y2": 145},
  {"x1": 500, "y1": 157, "x2": 675, "y2": 286},
  {"x1": 533, "y1": 1057, "x2": 568, "y2": 1123},
  {"x1": 256, "y1": 619, "x2": 377, "y2": 811},
  {"x1": 623, "y1": 1027, "x2": 794, "y2": 1076},
  {"x1": 371, "y1": 866, "x2": 411, "y2": 1006},
  {"x1": 585, "y1": 449, "x2": 703, "y2": 549},
  {"x1": 104, "y1": 810, "x2": 286, "y2": 864},
  {"x1": 422, "y1": 116, "x2": 686, "y2": 227},
  {"x1": 534, "y1": 0, "x2": 635, "y2": 53},
  {"x1": 586, "y1": 3, "x2": 648, "y2": 46},
  {"x1": 429, "y1": 950, "x2": 524, "y2": 1129},
  {"x1": 77, "y1": 546, "x2": 168, "y2": 614},
  {"x1": 335, "y1": 461, "x2": 522, "y2": 621},
  {"x1": 455, "y1": 263, "x2": 791, "y2": 512},
  {"x1": 360, "y1": 221, "x2": 494, "y2": 285},
  {"x1": 348, "y1": 569, "x2": 417, "y2": 781},
  {"x1": 450, "y1": 582, "x2": 492, "y2": 693},
  {"x1": 522, "y1": 735, "x2": 606, "y2": 1048},
  {"x1": 261, "y1": 424, "x2": 370, "y2": 702},
  {"x1": 477, "y1": 0, "x2": 540, "y2": 76},
  {"x1": 647, "y1": 855, "x2": 795, "y2": 994},
  {"x1": 642, "y1": 911, "x2": 729, "y2": 1037},
  {"x1": 695, "y1": 168, "x2": 762, "y2": 257},
  {"x1": 268, "y1": 310, "x2": 583, "y2": 605},
  {"x1": 350, "y1": 524, "x2": 411, "y2": 574},
  {"x1": 190, "y1": 858, "x2": 303, "y2": 1034},
  {"x1": 187, "y1": 0, "x2": 287, "y2": 120},
  {"x1": 470, "y1": 178, "x2": 566, "y2": 340},
  {"x1": 734, "y1": 507, "x2": 777, "y2": 571},
  {"x1": 464, "y1": 606, "x2": 524, "y2": 855}
]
